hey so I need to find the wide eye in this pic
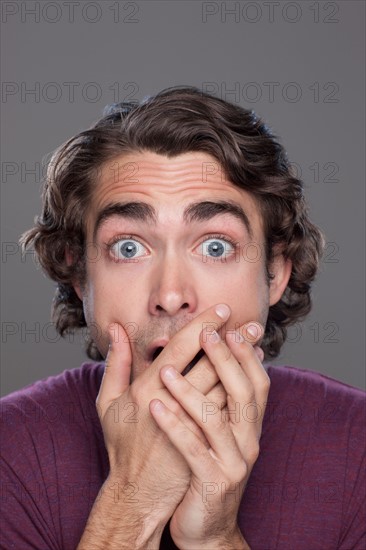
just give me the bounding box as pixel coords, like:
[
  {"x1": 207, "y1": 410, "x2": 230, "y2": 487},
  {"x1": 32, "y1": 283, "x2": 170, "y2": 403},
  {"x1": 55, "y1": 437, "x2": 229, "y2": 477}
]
[
  {"x1": 110, "y1": 238, "x2": 147, "y2": 260},
  {"x1": 199, "y1": 237, "x2": 235, "y2": 259}
]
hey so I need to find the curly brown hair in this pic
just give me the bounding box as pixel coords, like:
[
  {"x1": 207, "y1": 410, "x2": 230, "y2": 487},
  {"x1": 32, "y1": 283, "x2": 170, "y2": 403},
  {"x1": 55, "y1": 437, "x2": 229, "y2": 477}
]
[{"x1": 20, "y1": 85, "x2": 325, "y2": 361}]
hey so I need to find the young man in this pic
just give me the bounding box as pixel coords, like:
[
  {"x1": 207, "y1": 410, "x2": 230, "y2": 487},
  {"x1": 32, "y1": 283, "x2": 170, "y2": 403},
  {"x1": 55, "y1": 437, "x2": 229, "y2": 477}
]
[{"x1": 1, "y1": 87, "x2": 365, "y2": 549}]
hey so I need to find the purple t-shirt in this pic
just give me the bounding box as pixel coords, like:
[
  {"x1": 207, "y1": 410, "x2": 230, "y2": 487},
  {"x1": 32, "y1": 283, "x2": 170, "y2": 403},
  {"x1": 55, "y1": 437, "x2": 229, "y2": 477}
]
[{"x1": 0, "y1": 362, "x2": 365, "y2": 549}]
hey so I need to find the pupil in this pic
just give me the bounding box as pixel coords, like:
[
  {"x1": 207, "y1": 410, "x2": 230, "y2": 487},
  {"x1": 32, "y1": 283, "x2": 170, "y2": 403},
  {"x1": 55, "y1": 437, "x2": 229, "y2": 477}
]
[
  {"x1": 208, "y1": 241, "x2": 224, "y2": 257},
  {"x1": 121, "y1": 241, "x2": 137, "y2": 258}
]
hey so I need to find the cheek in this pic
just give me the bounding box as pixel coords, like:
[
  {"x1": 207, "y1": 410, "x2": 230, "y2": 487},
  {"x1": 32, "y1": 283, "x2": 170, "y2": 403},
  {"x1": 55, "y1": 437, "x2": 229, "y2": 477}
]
[
  {"x1": 83, "y1": 263, "x2": 144, "y2": 324},
  {"x1": 201, "y1": 260, "x2": 269, "y2": 328},
  {"x1": 81, "y1": 268, "x2": 144, "y2": 358}
]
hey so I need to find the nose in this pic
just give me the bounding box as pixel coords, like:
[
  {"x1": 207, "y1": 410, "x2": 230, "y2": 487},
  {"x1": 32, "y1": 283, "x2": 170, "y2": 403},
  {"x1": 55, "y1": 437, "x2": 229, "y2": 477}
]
[{"x1": 148, "y1": 254, "x2": 198, "y2": 317}]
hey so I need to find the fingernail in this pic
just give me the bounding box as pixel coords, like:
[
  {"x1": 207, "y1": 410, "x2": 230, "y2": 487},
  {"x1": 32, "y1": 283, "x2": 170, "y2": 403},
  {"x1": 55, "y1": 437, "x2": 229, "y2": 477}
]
[
  {"x1": 246, "y1": 323, "x2": 261, "y2": 339},
  {"x1": 215, "y1": 304, "x2": 230, "y2": 319},
  {"x1": 163, "y1": 366, "x2": 179, "y2": 380},
  {"x1": 208, "y1": 330, "x2": 220, "y2": 343},
  {"x1": 151, "y1": 399, "x2": 165, "y2": 413}
]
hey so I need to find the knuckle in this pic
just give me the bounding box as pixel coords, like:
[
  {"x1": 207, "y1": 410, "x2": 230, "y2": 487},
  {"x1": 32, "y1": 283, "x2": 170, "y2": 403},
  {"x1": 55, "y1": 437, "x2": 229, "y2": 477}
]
[
  {"x1": 169, "y1": 399, "x2": 183, "y2": 417},
  {"x1": 130, "y1": 385, "x2": 144, "y2": 405},
  {"x1": 193, "y1": 425, "x2": 208, "y2": 445},
  {"x1": 222, "y1": 346, "x2": 233, "y2": 363},
  {"x1": 210, "y1": 414, "x2": 227, "y2": 433},
  {"x1": 240, "y1": 340, "x2": 253, "y2": 356},
  {"x1": 215, "y1": 389, "x2": 227, "y2": 406},
  {"x1": 241, "y1": 341, "x2": 263, "y2": 365},
  {"x1": 243, "y1": 383, "x2": 256, "y2": 401},
  {"x1": 246, "y1": 443, "x2": 260, "y2": 464},
  {"x1": 262, "y1": 375, "x2": 271, "y2": 392},
  {"x1": 186, "y1": 437, "x2": 206, "y2": 459},
  {"x1": 166, "y1": 412, "x2": 181, "y2": 431},
  {"x1": 236, "y1": 342, "x2": 253, "y2": 363},
  {"x1": 229, "y1": 463, "x2": 247, "y2": 483},
  {"x1": 95, "y1": 398, "x2": 103, "y2": 417}
]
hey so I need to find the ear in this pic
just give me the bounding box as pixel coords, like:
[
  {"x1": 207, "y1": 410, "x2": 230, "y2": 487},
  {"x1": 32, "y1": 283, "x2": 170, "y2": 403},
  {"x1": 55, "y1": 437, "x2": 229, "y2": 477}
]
[
  {"x1": 65, "y1": 247, "x2": 83, "y2": 302},
  {"x1": 268, "y1": 253, "x2": 292, "y2": 306}
]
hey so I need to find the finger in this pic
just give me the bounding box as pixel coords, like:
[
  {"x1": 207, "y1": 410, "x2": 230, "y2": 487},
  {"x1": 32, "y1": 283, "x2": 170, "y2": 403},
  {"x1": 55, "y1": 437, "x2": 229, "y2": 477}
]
[
  {"x1": 184, "y1": 319, "x2": 261, "y2": 395},
  {"x1": 205, "y1": 382, "x2": 227, "y2": 409},
  {"x1": 202, "y1": 330, "x2": 252, "y2": 413},
  {"x1": 202, "y1": 323, "x2": 269, "y2": 392},
  {"x1": 225, "y1": 326, "x2": 270, "y2": 393},
  {"x1": 149, "y1": 399, "x2": 212, "y2": 480},
  {"x1": 185, "y1": 353, "x2": 220, "y2": 393},
  {"x1": 155, "y1": 303, "x2": 230, "y2": 376},
  {"x1": 202, "y1": 329, "x2": 269, "y2": 460},
  {"x1": 159, "y1": 391, "x2": 211, "y2": 449},
  {"x1": 228, "y1": 322, "x2": 264, "y2": 363},
  {"x1": 96, "y1": 323, "x2": 132, "y2": 418},
  {"x1": 188, "y1": 348, "x2": 263, "y2": 410},
  {"x1": 159, "y1": 366, "x2": 240, "y2": 466},
  {"x1": 150, "y1": 398, "x2": 245, "y2": 480},
  {"x1": 254, "y1": 345, "x2": 264, "y2": 363},
  {"x1": 200, "y1": 327, "x2": 270, "y2": 419}
]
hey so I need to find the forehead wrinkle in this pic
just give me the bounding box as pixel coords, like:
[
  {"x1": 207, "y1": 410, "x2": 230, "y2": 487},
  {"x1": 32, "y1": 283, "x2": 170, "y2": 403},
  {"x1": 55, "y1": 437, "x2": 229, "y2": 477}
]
[
  {"x1": 99, "y1": 154, "x2": 226, "y2": 189},
  {"x1": 88, "y1": 152, "x2": 260, "y2": 242}
]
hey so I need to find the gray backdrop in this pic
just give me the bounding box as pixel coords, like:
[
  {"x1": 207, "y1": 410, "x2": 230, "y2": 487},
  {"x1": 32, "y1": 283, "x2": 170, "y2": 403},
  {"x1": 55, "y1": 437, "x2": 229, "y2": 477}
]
[{"x1": 1, "y1": 0, "x2": 365, "y2": 396}]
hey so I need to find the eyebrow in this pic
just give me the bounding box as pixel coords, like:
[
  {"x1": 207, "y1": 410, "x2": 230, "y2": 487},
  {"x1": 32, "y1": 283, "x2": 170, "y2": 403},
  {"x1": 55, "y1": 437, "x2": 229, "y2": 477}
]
[{"x1": 93, "y1": 199, "x2": 254, "y2": 241}]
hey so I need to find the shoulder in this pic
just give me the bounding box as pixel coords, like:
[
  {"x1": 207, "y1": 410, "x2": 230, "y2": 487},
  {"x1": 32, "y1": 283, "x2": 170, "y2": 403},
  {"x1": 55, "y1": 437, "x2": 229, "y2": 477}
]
[
  {"x1": 241, "y1": 366, "x2": 365, "y2": 545},
  {"x1": 0, "y1": 363, "x2": 107, "y2": 548},
  {"x1": 0, "y1": 362, "x2": 106, "y2": 446},
  {"x1": 266, "y1": 364, "x2": 365, "y2": 407},
  {"x1": 1, "y1": 361, "x2": 105, "y2": 407},
  {"x1": 0, "y1": 361, "x2": 108, "y2": 499},
  {"x1": 263, "y1": 364, "x2": 365, "y2": 442}
]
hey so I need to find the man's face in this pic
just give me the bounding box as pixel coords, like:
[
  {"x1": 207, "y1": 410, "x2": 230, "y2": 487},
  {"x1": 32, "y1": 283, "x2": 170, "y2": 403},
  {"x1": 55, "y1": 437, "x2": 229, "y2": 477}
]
[{"x1": 75, "y1": 151, "x2": 289, "y2": 380}]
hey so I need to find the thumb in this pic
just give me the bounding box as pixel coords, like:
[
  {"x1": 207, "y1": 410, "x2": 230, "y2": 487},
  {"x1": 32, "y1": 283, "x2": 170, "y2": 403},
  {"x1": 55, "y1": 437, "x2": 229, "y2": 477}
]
[{"x1": 96, "y1": 322, "x2": 132, "y2": 419}]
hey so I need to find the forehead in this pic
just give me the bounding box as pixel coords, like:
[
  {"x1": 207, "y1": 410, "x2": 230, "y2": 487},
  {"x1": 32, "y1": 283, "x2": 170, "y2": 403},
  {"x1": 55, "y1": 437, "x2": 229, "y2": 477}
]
[{"x1": 86, "y1": 150, "x2": 263, "y2": 238}]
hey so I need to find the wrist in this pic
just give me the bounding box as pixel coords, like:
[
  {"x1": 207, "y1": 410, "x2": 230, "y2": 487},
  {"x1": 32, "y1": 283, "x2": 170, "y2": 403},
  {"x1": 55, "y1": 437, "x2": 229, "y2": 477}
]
[
  {"x1": 77, "y1": 475, "x2": 168, "y2": 549},
  {"x1": 103, "y1": 472, "x2": 171, "y2": 519}
]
